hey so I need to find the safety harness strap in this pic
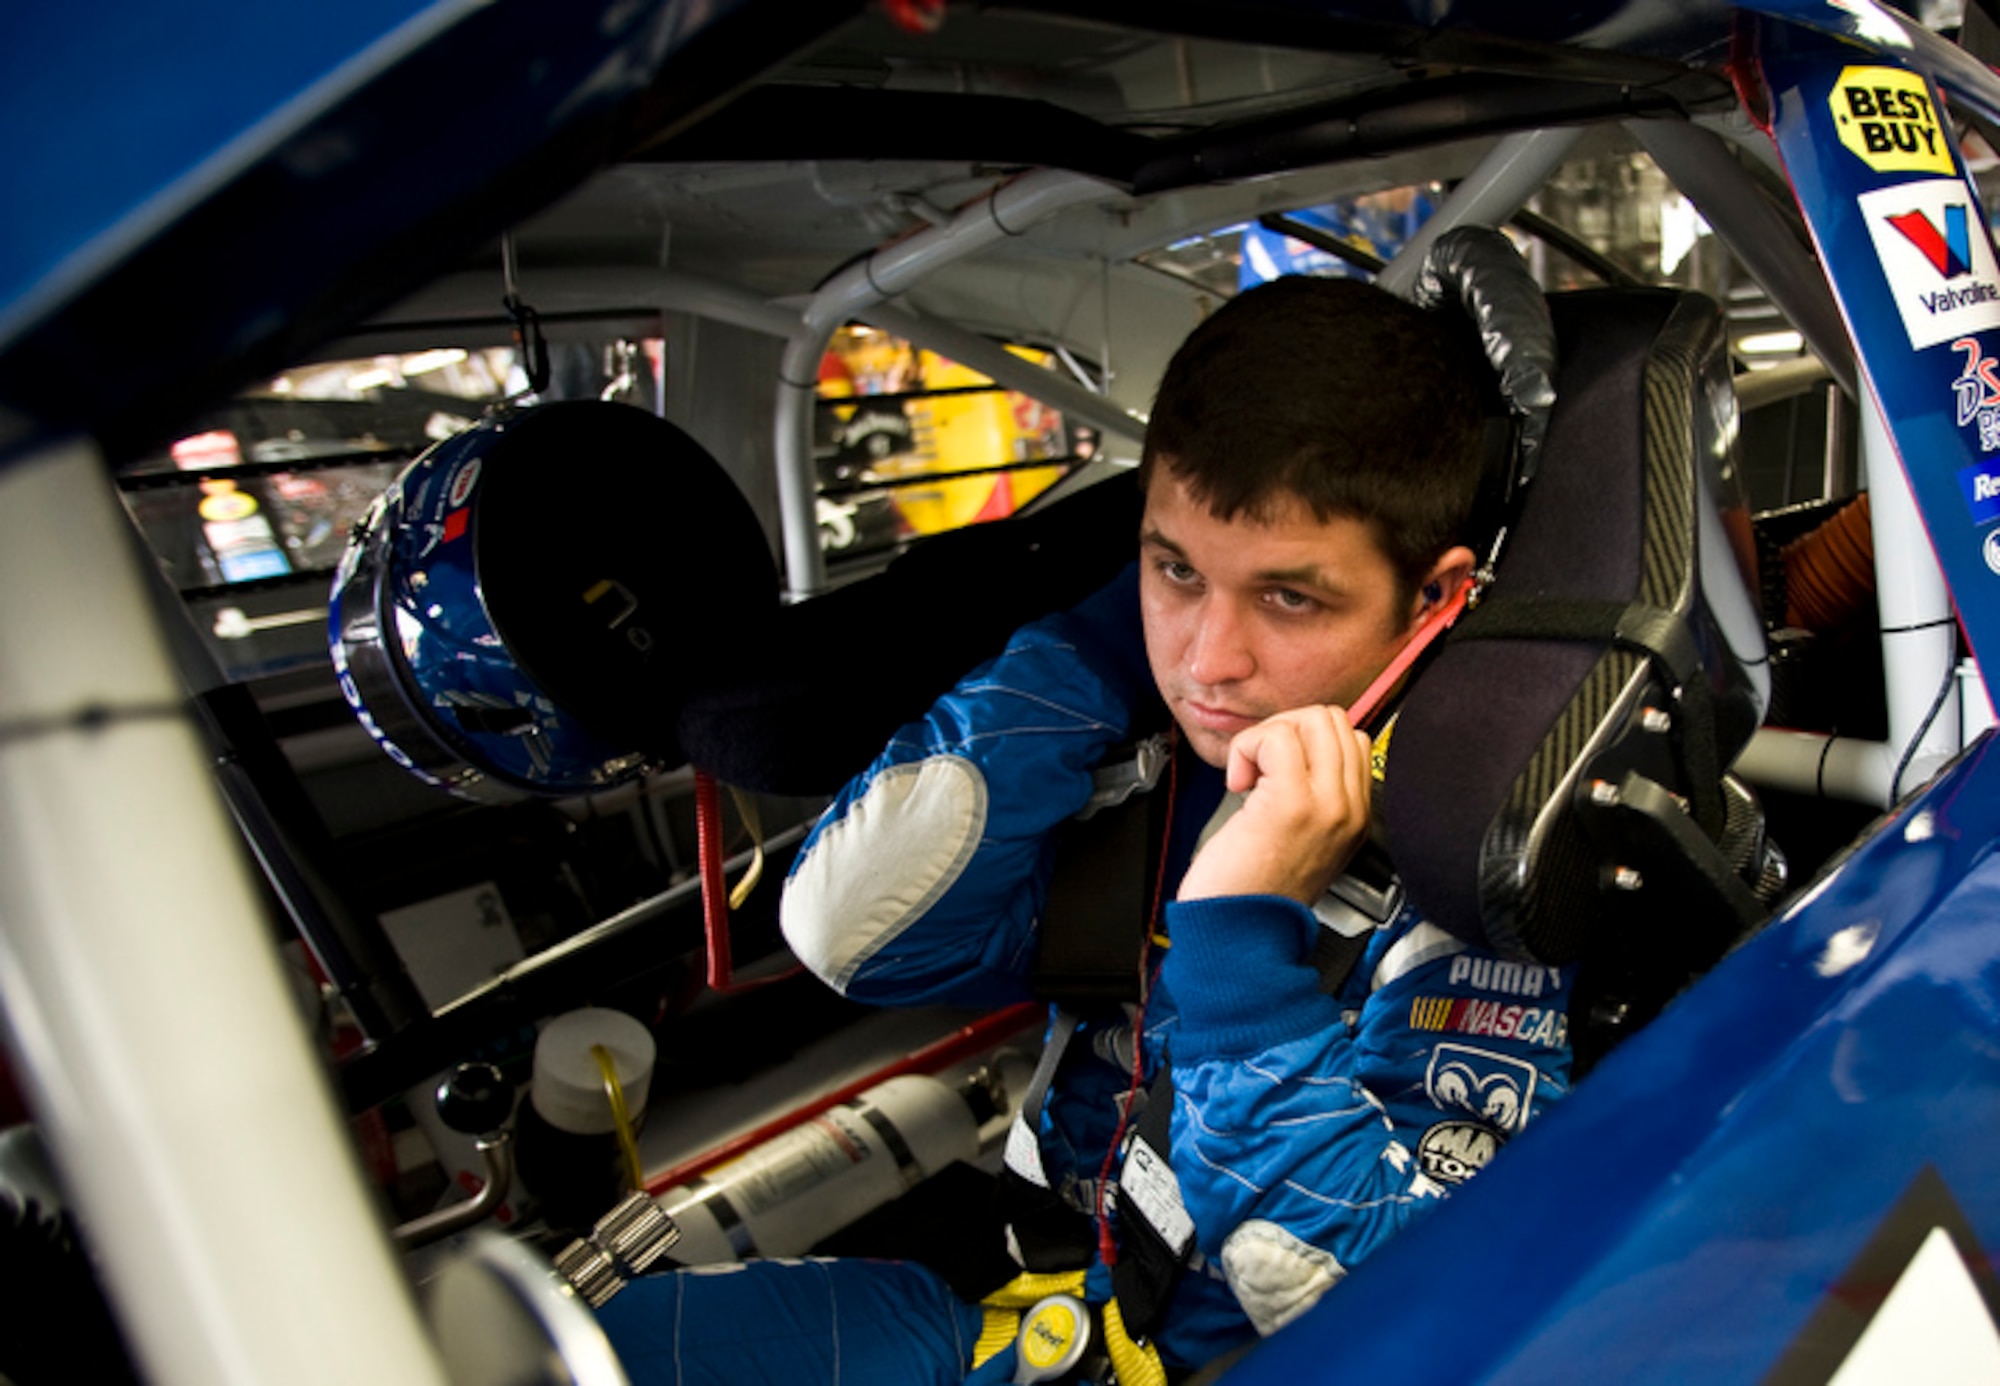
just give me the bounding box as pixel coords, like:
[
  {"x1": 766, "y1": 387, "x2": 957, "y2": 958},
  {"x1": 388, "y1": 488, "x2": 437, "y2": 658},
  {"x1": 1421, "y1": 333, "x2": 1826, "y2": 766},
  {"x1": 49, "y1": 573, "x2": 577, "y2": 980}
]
[
  {"x1": 1110, "y1": 1065, "x2": 1192, "y2": 1343},
  {"x1": 1448, "y1": 597, "x2": 1723, "y2": 828},
  {"x1": 1034, "y1": 735, "x2": 1171, "y2": 1005},
  {"x1": 998, "y1": 1010, "x2": 1101, "y2": 1271}
]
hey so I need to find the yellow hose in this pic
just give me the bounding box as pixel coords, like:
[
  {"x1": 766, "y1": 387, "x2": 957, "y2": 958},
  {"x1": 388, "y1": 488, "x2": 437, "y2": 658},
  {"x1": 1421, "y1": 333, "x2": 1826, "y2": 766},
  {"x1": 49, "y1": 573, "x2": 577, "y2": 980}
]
[
  {"x1": 590, "y1": 1043, "x2": 645, "y2": 1191},
  {"x1": 726, "y1": 786, "x2": 764, "y2": 909}
]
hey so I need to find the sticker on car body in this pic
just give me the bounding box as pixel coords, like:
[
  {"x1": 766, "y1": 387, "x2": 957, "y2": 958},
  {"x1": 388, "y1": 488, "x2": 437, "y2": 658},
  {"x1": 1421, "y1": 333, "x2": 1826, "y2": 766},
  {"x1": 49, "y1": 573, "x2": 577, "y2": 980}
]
[
  {"x1": 1857, "y1": 179, "x2": 2000, "y2": 350},
  {"x1": 1830, "y1": 66, "x2": 1953, "y2": 176}
]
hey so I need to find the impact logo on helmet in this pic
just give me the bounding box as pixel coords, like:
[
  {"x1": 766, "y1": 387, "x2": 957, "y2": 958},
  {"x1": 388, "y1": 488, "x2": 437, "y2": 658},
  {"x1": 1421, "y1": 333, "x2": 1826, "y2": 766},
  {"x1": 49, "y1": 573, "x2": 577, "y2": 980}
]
[
  {"x1": 1416, "y1": 1121, "x2": 1503, "y2": 1186},
  {"x1": 447, "y1": 456, "x2": 482, "y2": 508},
  {"x1": 1426, "y1": 1043, "x2": 1537, "y2": 1133},
  {"x1": 582, "y1": 578, "x2": 656, "y2": 655}
]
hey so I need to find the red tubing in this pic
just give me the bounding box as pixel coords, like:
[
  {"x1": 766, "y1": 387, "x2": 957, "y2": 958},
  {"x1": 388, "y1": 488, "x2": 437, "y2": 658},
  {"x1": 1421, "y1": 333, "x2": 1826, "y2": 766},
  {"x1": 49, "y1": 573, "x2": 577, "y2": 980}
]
[
  {"x1": 644, "y1": 1001, "x2": 1042, "y2": 1193},
  {"x1": 694, "y1": 769, "x2": 805, "y2": 996},
  {"x1": 694, "y1": 770, "x2": 734, "y2": 992}
]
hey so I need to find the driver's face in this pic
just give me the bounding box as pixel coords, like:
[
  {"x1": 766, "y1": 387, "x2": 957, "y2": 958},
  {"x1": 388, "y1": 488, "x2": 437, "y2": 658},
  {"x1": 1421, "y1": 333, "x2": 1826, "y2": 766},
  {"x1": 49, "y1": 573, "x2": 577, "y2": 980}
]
[{"x1": 1139, "y1": 469, "x2": 1424, "y2": 768}]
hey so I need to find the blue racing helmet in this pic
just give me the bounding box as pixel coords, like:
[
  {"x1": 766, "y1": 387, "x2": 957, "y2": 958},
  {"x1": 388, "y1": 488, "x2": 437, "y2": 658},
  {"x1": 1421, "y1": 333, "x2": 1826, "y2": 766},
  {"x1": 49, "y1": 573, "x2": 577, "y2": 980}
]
[{"x1": 329, "y1": 400, "x2": 778, "y2": 801}]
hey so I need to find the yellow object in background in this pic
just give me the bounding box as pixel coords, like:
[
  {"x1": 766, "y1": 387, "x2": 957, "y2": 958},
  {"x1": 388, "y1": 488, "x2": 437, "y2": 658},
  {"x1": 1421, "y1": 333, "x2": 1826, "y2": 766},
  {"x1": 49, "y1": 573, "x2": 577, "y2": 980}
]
[{"x1": 820, "y1": 329, "x2": 1069, "y2": 538}]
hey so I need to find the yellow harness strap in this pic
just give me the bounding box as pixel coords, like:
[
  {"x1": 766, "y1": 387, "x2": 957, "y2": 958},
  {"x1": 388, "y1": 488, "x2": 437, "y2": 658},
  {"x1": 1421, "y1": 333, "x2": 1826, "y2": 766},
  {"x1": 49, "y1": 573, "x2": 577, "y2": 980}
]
[
  {"x1": 973, "y1": 1271, "x2": 1168, "y2": 1382},
  {"x1": 972, "y1": 1309, "x2": 1022, "y2": 1371},
  {"x1": 1101, "y1": 1296, "x2": 1167, "y2": 1386},
  {"x1": 984, "y1": 1270, "x2": 1090, "y2": 1308},
  {"x1": 975, "y1": 1271, "x2": 1088, "y2": 1368}
]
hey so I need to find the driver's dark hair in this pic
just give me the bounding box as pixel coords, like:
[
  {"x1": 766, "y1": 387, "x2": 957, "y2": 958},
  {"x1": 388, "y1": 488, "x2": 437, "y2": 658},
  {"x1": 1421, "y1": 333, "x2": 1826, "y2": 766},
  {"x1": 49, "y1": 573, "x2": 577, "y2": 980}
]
[{"x1": 1138, "y1": 274, "x2": 1492, "y2": 599}]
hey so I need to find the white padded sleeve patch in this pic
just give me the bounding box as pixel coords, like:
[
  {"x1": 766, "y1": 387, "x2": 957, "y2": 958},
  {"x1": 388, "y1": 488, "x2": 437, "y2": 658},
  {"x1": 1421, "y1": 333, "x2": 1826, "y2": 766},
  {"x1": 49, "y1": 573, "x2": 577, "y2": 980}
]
[
  {"x1": 1371, "y1": 921, "x2": 1466, "y2": 991},
  {"x1": 779, "y1": 757, "x2": 988, "y2": 992},
  {"x1": 1219, "y1": 1219, "x2": 1349, "y2": 1337}
]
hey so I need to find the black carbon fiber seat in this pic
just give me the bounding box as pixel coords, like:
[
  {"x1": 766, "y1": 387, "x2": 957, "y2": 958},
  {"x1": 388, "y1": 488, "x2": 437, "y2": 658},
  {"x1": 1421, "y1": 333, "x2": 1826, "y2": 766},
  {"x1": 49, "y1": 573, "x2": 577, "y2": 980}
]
[{"x1": 1381, "y1": 290, "x2": 1777, "y2": 1063}]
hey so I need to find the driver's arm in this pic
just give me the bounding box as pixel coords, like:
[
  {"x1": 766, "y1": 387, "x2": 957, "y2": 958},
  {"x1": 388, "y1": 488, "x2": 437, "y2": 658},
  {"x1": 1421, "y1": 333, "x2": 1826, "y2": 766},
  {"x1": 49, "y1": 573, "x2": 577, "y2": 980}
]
[
  {"x1": 1160, "y1": 887, "x2": 1574, "y2": 1336},
  {"x1": 779, "y1": 566, "x2": 1150, "y2": 1008}
]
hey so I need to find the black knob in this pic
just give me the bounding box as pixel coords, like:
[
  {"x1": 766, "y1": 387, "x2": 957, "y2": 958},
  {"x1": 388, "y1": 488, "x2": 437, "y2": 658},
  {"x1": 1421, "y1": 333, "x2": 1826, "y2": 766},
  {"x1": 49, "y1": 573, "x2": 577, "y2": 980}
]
[{"x1": 435, "y1": 1062, "x2": 514, "y2": 1136}]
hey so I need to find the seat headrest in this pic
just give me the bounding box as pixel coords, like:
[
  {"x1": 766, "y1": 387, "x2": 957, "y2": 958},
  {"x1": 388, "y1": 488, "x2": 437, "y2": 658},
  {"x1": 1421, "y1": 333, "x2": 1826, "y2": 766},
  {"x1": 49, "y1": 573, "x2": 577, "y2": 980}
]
[{"x1": 1383, "y1": 289, "x2": 1769, "y2": 965}]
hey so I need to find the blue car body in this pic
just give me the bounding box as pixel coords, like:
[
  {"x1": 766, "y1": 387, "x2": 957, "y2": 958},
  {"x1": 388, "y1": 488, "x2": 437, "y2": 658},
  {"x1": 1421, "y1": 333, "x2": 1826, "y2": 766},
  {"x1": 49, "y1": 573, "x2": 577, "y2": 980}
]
[{"x1": 7, "y1": 3, "x2": 2000, "y2": 1382}]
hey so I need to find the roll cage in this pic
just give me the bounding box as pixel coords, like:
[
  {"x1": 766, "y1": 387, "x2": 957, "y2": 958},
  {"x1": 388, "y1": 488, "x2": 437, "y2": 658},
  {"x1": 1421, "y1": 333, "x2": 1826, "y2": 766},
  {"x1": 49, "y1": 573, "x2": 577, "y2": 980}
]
[{"x1": 6, "y1": 3, "x2": 2000, "y2": 1383}]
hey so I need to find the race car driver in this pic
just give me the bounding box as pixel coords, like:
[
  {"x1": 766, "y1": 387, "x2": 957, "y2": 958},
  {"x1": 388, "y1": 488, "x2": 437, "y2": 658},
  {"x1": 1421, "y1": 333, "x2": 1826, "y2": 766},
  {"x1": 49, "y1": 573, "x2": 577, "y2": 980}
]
[{"x1": 595, "y1": 264, "x2": 1574, "y2": 1384}]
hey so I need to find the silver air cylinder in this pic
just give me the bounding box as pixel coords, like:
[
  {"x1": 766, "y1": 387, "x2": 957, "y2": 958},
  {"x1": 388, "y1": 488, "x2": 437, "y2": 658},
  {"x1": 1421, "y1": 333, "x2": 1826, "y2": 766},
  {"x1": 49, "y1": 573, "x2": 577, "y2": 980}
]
[{"x1": 657, "y1": 1074, "x2": 979, "y2": 1263}]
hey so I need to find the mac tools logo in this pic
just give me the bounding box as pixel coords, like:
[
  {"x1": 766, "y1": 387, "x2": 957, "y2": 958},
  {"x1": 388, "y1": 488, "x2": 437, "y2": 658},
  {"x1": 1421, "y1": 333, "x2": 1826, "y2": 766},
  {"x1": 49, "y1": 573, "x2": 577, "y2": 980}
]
[{"x1": 1859, "y1": 179, "x2": 2000, "y2": 350}]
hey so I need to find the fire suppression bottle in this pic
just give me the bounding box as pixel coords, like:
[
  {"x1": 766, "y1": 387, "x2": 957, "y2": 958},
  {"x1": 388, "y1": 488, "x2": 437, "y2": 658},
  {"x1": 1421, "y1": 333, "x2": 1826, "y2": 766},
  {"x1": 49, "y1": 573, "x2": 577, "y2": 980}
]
[{"x1": 654, "y1": 1073, "x2": 982, "y2": 1263}]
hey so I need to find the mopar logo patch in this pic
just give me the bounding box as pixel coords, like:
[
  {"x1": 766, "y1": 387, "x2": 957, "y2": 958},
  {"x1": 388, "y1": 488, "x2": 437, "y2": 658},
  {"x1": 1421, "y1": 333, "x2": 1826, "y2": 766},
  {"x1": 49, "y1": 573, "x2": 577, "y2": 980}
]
[
  {"x1": 1426, "y1": 1043, "x2": 1538, "y2": 1133},
  {"x1": 1830, "y1": 67, "x2": 1953, "y2": 175},
  {"x1": 1417, "y1": 1121, "x2": 1502, "y2": 1187}
]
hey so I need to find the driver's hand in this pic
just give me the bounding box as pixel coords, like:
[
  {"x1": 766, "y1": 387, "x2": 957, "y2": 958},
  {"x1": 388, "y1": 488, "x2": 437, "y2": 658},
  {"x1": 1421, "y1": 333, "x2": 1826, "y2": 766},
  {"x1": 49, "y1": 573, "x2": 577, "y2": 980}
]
[{"x1": 1176, "y1": 705, "x2": 1373, "y2": 906}]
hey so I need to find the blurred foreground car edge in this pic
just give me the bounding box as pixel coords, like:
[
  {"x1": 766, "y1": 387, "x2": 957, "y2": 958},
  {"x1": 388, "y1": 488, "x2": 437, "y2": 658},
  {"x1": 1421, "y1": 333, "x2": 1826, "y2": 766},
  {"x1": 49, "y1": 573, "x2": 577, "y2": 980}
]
[{"x1": 7, "y1": 3, "x2": 2000, "y2": 1385}]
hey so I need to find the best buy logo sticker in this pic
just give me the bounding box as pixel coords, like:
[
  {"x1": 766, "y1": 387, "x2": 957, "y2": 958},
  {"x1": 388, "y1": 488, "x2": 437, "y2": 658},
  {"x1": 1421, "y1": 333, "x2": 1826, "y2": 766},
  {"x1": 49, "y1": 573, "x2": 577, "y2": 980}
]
[{"x1": 1831, "y1": 67, "x2": 1954, "y2": 175}]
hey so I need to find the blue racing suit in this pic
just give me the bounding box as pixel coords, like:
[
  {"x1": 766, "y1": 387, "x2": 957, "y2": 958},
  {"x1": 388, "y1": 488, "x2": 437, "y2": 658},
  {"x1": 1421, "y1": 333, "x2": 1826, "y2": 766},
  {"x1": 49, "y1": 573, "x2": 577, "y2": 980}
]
[{"x1": 600, "y1": 564, "x2": 1574, "y2": 1381}]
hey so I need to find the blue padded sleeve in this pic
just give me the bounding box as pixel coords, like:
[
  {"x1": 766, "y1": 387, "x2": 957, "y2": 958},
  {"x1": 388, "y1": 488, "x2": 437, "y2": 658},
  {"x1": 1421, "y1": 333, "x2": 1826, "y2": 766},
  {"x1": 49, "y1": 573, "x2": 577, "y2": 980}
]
[{"x1": 779, "y1": 565, "x2": 1147, "y2": 1008}]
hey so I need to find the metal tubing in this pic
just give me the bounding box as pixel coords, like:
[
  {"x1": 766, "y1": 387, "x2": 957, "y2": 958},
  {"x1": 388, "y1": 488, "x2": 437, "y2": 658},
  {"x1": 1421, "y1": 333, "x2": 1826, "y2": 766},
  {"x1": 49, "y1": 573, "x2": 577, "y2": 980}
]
[
  {"x1": 131, "y1": 525, "x2": 428, "y2": 1039},
  {"x1": 393, "y1": 1138, "x2": 515, "y2": 1248},
  {"x1": 375, "y1": 266, "x2": 803, "y2": 342},
  {"x1": 1736, "y1": 378, "x2": 1964, "y2": 806},
  {"x1": 339, "y1": 825, "x2": 809, "y2": 1112},
  {"x1": 0, "y1": 438, "x2": 447, "y2": 1386},
  {"x1": 774, "y1": 170, "x2": 1123, "y2": 597},
  {"x1": 1862, "y1": 374, "x2": 1962, "y2": 793},
  {"x1": 1733, "y1": 727, "x2": 1897, "y2": 805},
  {"x1": 368, "y1": 256, "x2": 1145, "y2": 593},
  {"x1": 857, "y1": 301, "x2": 1147, "y2": 451},
  {"x1": 1628, "y1": 118, "x2": 1858, "y2": 399},
  {"x1": 1376, "y1": 128, "x2": 1585, "y2": 297}
]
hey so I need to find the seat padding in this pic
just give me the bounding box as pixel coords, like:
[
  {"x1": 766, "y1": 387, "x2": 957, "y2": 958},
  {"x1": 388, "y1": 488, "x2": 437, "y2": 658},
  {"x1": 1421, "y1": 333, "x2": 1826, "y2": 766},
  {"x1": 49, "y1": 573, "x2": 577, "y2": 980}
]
[{"x1": 1383, "y1": 289, "x2": 1767, "y2": 964}]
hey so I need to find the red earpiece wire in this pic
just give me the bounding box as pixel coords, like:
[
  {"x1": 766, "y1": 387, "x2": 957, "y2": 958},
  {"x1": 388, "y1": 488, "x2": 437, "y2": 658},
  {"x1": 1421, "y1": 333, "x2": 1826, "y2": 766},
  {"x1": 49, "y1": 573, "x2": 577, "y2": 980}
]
[{"x1": 1347, "y1": 576, "x2": 1474, "y2": 730}]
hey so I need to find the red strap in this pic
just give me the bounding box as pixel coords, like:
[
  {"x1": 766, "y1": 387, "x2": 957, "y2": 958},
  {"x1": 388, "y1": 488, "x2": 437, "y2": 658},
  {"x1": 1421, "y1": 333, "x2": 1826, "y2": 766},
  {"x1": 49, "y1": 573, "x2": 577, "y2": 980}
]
[
  {"x1": 695, "y1": 769, "x2": 802, "y2": 995},
  {"x1": 1347, "y1": 577, "x2": 1474, "y2": 729}
]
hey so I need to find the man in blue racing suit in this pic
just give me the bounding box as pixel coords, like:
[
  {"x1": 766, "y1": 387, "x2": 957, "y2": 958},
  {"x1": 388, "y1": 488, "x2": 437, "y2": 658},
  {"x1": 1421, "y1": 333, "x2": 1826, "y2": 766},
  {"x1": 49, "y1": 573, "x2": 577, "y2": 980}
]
[{"x1": 595, "y1": 273, "x2": 1574, "y2": 1383}]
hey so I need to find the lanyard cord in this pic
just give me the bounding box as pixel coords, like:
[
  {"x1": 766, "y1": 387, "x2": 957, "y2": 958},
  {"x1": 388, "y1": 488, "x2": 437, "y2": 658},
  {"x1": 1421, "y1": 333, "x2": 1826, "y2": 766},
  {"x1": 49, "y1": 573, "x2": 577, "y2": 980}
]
[
  {"x1": 1093, "y1": 726, "x2": 1179, "y2": 1268},
  {"x1": 1081, "y1": 576, "x2": 1468, "y2": 1269}
]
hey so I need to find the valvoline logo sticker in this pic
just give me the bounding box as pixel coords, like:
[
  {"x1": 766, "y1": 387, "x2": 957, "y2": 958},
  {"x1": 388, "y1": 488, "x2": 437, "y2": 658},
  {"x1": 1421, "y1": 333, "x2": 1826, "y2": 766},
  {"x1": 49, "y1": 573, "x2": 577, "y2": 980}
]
[
  {"x1": 1958, "y1": 457, "x2": 2000, "y2": 525},
  {"x1": 1858, "y1": 179, "x2": 2000, "y2": 350},
  {"x1": 1830, "y1": 66, "x2": 1954, "y2": 176}
]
